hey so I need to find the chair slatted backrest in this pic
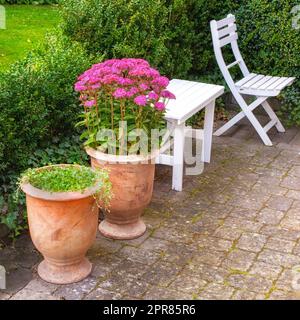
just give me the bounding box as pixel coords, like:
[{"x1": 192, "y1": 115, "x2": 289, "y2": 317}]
[{"x1": 210, "y1": 14, "x2": 250, "y2": 96}]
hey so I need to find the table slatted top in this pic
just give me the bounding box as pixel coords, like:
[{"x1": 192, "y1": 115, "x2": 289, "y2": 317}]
[{"x1": 164, "y1": 79, "x2": 224, "y2": 123}]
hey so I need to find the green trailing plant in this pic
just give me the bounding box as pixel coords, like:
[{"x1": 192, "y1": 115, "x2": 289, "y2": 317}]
[{"x1": 19, "y1": 165, "x2": 112, "y2": 209}]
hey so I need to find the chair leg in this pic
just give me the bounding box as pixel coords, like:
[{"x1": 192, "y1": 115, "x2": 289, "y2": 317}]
[
  {"x1": 261, "y1": 100, "x2": 285, "y2": 133},
  {"x1": 172, "y1": 123, "x2": 185, "y2": 192},
  {"x1": 244, "y1": 108, "x2": 273, "y2": 146},
  {"x1": 214, "y1": 110, "x2": 246, "y2": 136}
]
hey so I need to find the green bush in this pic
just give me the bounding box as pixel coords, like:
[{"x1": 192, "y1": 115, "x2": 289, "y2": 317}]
[
  {"x1": 0, "y1": 1, "x2": 58, "y2": 4},
  {"x1": 235, "y1": 0, "x2": 300, "y2": 125},
  {"x1": 60, "y1": 0, "x2": 241, "y2": 79},
  {"x1": 0, "y1": 34, "x2": 92, "y2": 235},
  {"x1": 61, "y1": 0, "x2": 196, "y2": 78}
]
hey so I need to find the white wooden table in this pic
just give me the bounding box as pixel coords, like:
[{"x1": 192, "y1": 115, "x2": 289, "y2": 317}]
[{"x1": 156, "y1": 79, "x2": 224, "y2": 191}]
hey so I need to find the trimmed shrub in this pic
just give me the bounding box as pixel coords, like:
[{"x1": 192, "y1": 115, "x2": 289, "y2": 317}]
[
  {"x1": 235, "y1": 0, "x2": 300, "y2": 125},
  {"x1": 0, "y1": 34, "x2": 92, "y2": 235},
  {"x1": 60, "y1": 0, "x2": 196, "y2": 78},
  {"x1": 0, "y1": 1, "x2": 58, "y2": 4}
]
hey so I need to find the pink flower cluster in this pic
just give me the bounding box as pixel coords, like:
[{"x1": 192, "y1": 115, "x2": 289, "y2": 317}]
[{"x1": 75, "y1": 58, "x2": 175, "y2": 110}]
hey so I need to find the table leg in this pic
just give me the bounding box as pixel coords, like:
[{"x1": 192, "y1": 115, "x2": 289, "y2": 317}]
[
  {"x1": 172, "y1": 123, "x2": 185, "y2": 191},
  {"x1": 203, "y1": 100, "x2": 215, "y2": 163}
]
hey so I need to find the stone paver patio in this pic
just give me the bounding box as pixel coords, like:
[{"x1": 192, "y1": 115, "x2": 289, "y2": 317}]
[{"x1": 2, "y1": 116, "x2": 300, "y2": 300}]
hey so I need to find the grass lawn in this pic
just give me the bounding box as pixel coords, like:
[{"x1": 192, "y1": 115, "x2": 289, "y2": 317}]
[{"x1": 0, "y1": 5, "x2": 60, "y2": 70}]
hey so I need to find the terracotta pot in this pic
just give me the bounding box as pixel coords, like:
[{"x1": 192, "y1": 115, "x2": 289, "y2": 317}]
[
  {"x1": 86, "y1": 147, "x2": 157, "y2": 240},
  {"x1": 21, "y1": 165, "x2": 99, "y2": 285}
]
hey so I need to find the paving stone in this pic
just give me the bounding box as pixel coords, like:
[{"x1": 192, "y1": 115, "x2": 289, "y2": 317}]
[
  {"x1": 23, "y1": 278, "x2": 58, "y2": 293},
  {"x1": 258, "y1": 249, "x2": 300, "y2": 268},
  {"x1": 119, "y1": 229, "x2": 152, "y2": 247},
  {"x1": 152, "y1": 226, "x2": 196, "y2": 245},
  {"x1": 159, "y1": 243, "x2": 196, "y2": 266},
  {"x1": 236, "y1": 233, "x2": 267, "y2": 253},
  {"x1": 89, "y1": 235, "x2": 123, "y2": 258},
  {"x1": 190, "y1": 249, "x2": 226, "y2": 267},
  {"x1": 286, "y1": 190, "x2": 300, "y2": 200},
  {"x1": 275, "y1": 268, "x2": 300, "y2": 293},
  {"x1": 53, "y1": 277, "x2": 98, "y2": 300},
  {"x1": 227, "y1": 193, "x2": 269, "y2": 211},
  {"x1": 98, "y1": 274, "x2": 151, "y2": 298},
  {"x1": 139, "y1": 237, "x2": 171, "y2": 253},
  {"x1": 197, "y1": 236, "x2": 233, "y2": 253},
  {"x1": 268, "y1": 290, "x2": 299, "y2": 300},
  {"x1": 231, "y1": 290, "x2": 259, "y2": 300},
  {"x1": 265, "y1": 237, "x2": 296, "y2": 254},
  {"x1": 227, "y1": 274, "x2": 273, "y2": 293},
  {"x1": 113, "y1": 259, "x2": 149, "y2": 279},
  {"x1": 260, "y1": 225, "x2": 300, "y2": 241},
  {"x1": 0, "y1": 292, "x2": 10, "y2": 300},
  {"x1": 257, "y1": 208, "x2": 285, "y2": 225},
  {"x1": 11, "y1": 289, "x2": 59, "y2": 300},
  {"x1": 229, "y1": 207, "x2": 258, "y2": 220},
  {"x1": 198, "y1": 283, "x2": 234, "y2": 300},
  {"x1": 143, "y1": 287, "x2": 192, "y2": 300},
  {"x1": 90, "y1": 255, "x2": 124, "y2": 278},
  {"x1": 223, "y1": 249, "x2": 257, "y2": 271},
  {"x1": 84, "y1": 287, "x2": 122, "y2": 300},
  {"x1": 140, "y1": 261, "x2": 183, "y2": 287},
  {"x1": 249, "y1": 261, "x2": 282, "y2": 280},
  {"x1": 293, "y1": 242, "x2": 300, "y2": 255},
  {"x1": 117, "y1": 246, "x2": 161, "y2": 265},
  {"x1": 281, "y1": 175, "x2": 300, "y2": 191},
  {"x1": 265, "y1": 196, "x2": 293, "y2": 212},
  {"x1": 280, "y1": 217, "x2": 300, "y2": 232},
  {"x1": 288, "y1": 166, "x2": 300, "y2": 178},
  {"x1": 183, "y1": 263, "x2": 229, "y2": 284},
  {"x1": 168, "y1": 274, "x2": 207, "y2": 294},
  {"x1": 223, "y1": 217, "x2": 262, "y2": 233},
  {"x1": 213, "y1": 226, "x2": 242, "y2": 241}
]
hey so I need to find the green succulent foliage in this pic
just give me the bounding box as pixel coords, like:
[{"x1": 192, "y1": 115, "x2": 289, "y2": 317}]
[
  {"x1": 20, "y1": 165, "x2": 105, "y2": 193},
  {"x1": 19, "y1": 165, "x2": 112, "y2": 209}
]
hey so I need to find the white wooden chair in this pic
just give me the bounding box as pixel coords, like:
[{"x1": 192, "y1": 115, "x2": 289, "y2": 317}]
[{"x1": 210, "y1": 14, "x2": 295, "y2": 146}]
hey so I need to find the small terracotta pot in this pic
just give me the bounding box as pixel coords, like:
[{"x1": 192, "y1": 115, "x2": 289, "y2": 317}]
[
  {"x1": 86, "y1": 148, "x2": 156, "y2": 240},
  {"x1": 21, "y1": 165, "x2": 99, "y2": 285}
]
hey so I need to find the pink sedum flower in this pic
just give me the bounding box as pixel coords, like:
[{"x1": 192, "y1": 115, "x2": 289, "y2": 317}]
[
  {"x1": 161, "y1": 90, "x2": 176, "y2": 99},
  {"x1": 152, "y1": 76, "x2": 169, "y2": 88},
  {"x1": 84, "y1": 100, "x2": 96, "y2": 107},
  {"x1": 148, "y1": 92, "x2": 159, "y2": 100},
  {"x1": 134, "y1": 95, "x2": 147, "y2": 106},
  {"x1": 154, "y1": 102, "x2": 166, "y2": 111},
  {"x1": 113, "y1": 88, "x2": 128, "y2": 99}
]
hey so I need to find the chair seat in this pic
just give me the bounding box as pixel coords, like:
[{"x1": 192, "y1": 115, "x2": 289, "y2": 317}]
[{"x1": 235, "y1": 73, "x2": 295, "y2": 97}]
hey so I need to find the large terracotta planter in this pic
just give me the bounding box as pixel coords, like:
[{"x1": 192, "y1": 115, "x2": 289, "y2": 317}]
[
  {"x1": 21, "y1": 165, "x2": 99, "y2": 284},
  {"x1": 86, "y1": 147, "x2": 156, "y2": 240}
]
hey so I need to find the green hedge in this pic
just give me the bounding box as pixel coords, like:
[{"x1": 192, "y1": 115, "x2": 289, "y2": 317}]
[
  {"x1": 60, "y1": 0, "x2": 241, "y2": 79},
  {"x1": 0, "y1": 1, "x2": 58, "y2": 4},
  {"x1": 0, "y1": 34, "x2": 91, "y2": 234},
  {"x1": 235, "y1": 0, "x2": 300, "y2": 125}
]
